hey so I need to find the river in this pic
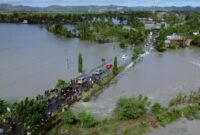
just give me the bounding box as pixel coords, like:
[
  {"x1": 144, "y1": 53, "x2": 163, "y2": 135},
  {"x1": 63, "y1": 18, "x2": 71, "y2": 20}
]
[{"x1": 0, "y1": 23, "x2": 123, "y2": 100}]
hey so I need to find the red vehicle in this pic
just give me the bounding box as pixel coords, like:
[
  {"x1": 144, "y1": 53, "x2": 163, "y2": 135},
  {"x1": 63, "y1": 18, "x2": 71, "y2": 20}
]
[{"x1": 105, "y1": 64, "x2": 113, "y2": 70}]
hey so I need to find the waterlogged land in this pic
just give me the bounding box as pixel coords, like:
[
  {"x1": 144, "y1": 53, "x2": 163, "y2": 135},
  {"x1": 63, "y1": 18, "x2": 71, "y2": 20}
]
[
  {"x1": 0, "y1": 11, "x2": 200, "y2": 135},
  {"x1": 72, "y1": 47, "x2": 200, "y2": 119},
  {"x1": 0, "y1": 23, "x2": 124, "y2": 100}
]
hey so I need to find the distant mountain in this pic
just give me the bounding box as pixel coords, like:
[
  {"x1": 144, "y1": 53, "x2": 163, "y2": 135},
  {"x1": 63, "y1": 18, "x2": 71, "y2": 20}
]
[{"x1": 0, "y1": 3, "x2": 199, "y2": 12}]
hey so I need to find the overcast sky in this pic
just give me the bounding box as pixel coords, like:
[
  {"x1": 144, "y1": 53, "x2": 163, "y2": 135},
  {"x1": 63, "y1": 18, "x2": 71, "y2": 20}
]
[{"x1": 0, "y1": 0, "x2": 200, "y2": 7}]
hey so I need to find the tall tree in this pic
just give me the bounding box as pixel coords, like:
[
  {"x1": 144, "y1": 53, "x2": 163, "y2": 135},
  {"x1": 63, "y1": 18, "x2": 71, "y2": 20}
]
[
  {"x1": 113, "y1": 56, "x2": 118, "y2": 75},
  {"x1": 78, "y1": 53, "x2": 83, "y2": 73}
]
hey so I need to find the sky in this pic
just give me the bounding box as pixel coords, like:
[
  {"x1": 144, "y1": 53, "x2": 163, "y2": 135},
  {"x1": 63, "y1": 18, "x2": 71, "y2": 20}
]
[{"x1": 0, "y1": 0, "x2": 200, "y2": 7}]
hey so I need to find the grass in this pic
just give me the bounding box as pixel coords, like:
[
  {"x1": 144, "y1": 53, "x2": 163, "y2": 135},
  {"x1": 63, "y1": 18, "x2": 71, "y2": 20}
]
[
  {"x1": 52, "y1": 112, "x2": 157, "y2": 135},
  {"x1": 127, "y1": 123, "x2": 149, "y2": 135}
]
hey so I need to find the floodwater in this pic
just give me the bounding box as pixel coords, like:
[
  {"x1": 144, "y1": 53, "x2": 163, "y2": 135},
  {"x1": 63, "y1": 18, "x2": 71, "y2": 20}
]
[
  {"x1": 1, "y1": 23, "x2": 200, "y2": 135},
  {"x1": 0, "y1": 24, "x2": 123, "y2": 100},
  {"x1": 145, "y1": 118, "x2": 200, "y2": 135},
  {"x1": 72, "y1": 47, "x2": 200, "y2": 119}
]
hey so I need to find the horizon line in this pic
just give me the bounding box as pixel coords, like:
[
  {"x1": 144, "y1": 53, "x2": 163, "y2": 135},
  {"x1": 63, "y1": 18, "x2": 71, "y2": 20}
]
[{"x1": 0, "y1": 3, "x2": 200, "y2": 8}]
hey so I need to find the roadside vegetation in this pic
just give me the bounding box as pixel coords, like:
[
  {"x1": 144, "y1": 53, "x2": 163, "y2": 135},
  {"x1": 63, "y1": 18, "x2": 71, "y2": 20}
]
[{"x1": 48, "y1": 90, "x2": 200, "y2": 135}]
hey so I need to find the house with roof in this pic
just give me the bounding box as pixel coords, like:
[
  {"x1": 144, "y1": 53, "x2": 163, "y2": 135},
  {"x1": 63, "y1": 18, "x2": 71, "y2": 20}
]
[{"x1": 165, "y1": 33, "x2": 191, "y2": 48}]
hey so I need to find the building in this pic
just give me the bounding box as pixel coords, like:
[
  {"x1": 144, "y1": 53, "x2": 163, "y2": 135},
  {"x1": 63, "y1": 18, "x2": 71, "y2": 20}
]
[
  {"x1": 167, "y1": 34, "x2": 184, "y2": 41},
  {"x1": 165, "y1": 33, "x2": 191, "y2": 47}
]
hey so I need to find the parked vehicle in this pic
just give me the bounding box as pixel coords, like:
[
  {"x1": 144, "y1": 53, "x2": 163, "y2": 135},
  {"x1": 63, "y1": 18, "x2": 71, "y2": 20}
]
[
  {"x1": 106, "y1": 64, "x2": 113, "y2": 70},
  {"x1": 94, "y1": 69, "x2": 105, "y2": 75},
  {"x1": 77, "y1": 77, "x2": 87, "y2": 84}
]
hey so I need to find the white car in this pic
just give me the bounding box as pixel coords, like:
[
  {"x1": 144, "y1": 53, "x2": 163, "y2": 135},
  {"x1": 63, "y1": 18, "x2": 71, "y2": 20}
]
[
  {"x1": 122, "y1": 54, "x2": 128, "y2": 59},
  {"x1": 78, "y1": 77, "x2": 86, "y2": 84}
]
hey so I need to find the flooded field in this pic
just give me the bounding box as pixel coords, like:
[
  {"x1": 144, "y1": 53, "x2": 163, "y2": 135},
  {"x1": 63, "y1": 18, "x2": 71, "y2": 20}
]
[{"x1": 0, "y1": 24, "x2": 123, "y2": 100}]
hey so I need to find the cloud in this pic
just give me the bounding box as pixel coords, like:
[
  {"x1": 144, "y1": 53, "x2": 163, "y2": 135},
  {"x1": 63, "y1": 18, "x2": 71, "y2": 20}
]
[{"x1": 1, "y1": 0, "x2": 199, "y2": 7}]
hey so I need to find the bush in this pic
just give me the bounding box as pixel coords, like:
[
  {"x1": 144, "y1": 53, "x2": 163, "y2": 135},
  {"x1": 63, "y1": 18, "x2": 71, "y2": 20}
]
[
  {"x1": 184, "y1": 103, "x2": 200, "y2": 120},
  {"x1": 168, "y1": 92, "x2": 186, "y2": 107},
  {"x1": 64, "y1": 111, "x2": 75, "y2": 125},
  {"x1": 152, "y1": 102, "x2": 165, "y2": 115},
  {"x1": 169, "y1": 99, "x2": 176, "y2": 107},
  {"x1": 156, "y1": 107, "x2": 182, "y2": 126},
  {"x1": 77, "y1": 110, "x2": 96, "y2": 128},
  {"x1": 189, "y1": 91, "x2": 200, "y2": 103},
  {"x1": 115, "y1": 95, "x2": 151, "y2": 120},
  {"x1": 176, "y1": 92, "x2": 186, "y2": 104}
]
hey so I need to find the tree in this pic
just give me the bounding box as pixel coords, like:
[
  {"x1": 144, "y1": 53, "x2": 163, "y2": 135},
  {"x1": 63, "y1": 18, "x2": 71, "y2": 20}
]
[
  {"x1": 79, "y1": 21, "x2": 92, "y2": 40},
  {"x1": 155, "y1": 40, "x2": 167, "y2": 52},
  {"x1": 133, "y1": 47, "x2": 144, "y2": 59},
  {"x1": 191, "y1": 36, "x2": 200, "y2": 47},
  {"x1": 12, "y1": 98, "x2": 45, "y2": 130},
  {"x1": 78, "y1": 53, "x2": 83, "y2": 73},
  {"x1": 113, "y1": 56, "x2": 118, "y2": 75}
]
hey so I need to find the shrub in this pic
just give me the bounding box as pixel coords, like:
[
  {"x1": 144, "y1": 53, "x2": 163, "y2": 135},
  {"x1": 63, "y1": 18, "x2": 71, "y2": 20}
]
[
  {"x1": 169, "y1": 92, "x2": 186, "y2": 107},
  {"x1": 77, "y1": 110, "x2": 96, "y2": 128},
  {"x1": 152, "y1": 102, "x2": 165, "y2": 115},
  {"x1": 64, "y1": 111, "x2": 75, "y2": 125},
  {"x1": 156, "y1": 107, "x2": 182, "y2": 126},
  {"x1": 189, "y1": 91, "x2": 200, "y2": 103},
  {"x1": 115, "y1": 95, "x2": 151, "y2": 120},
  {"x1": 184, "y1": 103, "x2": 200, "y2": 120},
  {"x1": 176, "y1": 92, "x2": 186, "y2": 104},
  {"x1": 169, "y1": 99, "x2": 176, "y2": 107}
]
